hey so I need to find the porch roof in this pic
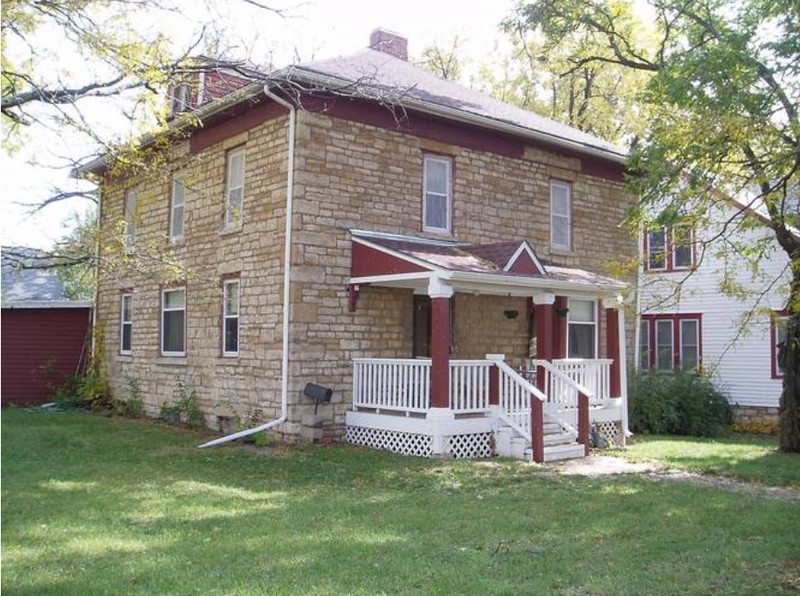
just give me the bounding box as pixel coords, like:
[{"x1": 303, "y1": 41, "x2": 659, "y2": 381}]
[{"x1": 349, "y1": 230, "x2": 628, "y2": 298}]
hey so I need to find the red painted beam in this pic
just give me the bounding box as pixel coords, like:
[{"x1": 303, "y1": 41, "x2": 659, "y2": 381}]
[
  {"x1": 578, "y1": 392, "x2": 591, "y2": 457},
  {"x1": 605, "y1": 307, "x2": 621, "y2": 397},
  {"x1": 430, "y1": 296, "x2": 451, "y2": 408},
  {"x1": 531, "y1": 397, "x2": 544, "y2": 463}
]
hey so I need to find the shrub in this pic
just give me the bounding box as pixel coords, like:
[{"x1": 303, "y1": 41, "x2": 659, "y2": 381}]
[{"x1": 629, "y1": 369, "x2": 732, "y2": 437}]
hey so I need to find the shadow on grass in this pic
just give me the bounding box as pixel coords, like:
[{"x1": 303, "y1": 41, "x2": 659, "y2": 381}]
[{"x1": 3, "y1": 410, "x2": 800, "y2": 595}]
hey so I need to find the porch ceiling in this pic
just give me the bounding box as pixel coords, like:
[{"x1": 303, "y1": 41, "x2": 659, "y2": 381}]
[{"x1": 349, "y1": 229, "x2": 628, "y2": 298}]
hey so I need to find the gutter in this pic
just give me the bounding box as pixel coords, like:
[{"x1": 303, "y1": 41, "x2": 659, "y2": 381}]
[{"x1": 199, "y1": 86, "x2": 296, "y2": 448}]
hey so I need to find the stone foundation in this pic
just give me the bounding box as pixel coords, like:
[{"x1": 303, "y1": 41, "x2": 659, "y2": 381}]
[{"x1": 733, "y1": 405, "x2": 779, "y2": 426}]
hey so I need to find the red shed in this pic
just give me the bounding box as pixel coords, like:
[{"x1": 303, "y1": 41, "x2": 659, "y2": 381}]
[{"x1": 2, "y1": 301, "x2": 92, "y2": 405}]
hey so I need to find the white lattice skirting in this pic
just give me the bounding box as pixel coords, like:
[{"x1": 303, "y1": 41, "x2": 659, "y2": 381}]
[
  {"x1": 593, "y1": 420, "x2": 623, "y2": 446},
  {"x1": 346, "y1": 425, "x2": 494, "y2": 459}
]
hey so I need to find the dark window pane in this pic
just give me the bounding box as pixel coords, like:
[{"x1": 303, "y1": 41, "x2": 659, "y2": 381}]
[
  {"x1": 648, "y1": 229, "x2": 666, "y2": 269},
  {"x1": 163, "y1": 310, "x2": 185, "y2": 353},
  {"x1": 568, "y1": 323, "x2": 595, "y2": 358},
  {"x1": 121, "y1": 324, "x2": 132, "y2": 352},
  {"x1": 225, "y1": 318, "x2": 238, "y2": 354}
]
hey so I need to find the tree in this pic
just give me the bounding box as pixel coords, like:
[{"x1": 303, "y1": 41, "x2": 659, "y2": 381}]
[{"x1": 510, "y1": 0, "x2": 800, "y2": 451}]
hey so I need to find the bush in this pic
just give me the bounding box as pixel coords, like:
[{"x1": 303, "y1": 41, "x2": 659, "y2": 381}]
[{"x1": 629, "y1": 370, "x2": 732, "y2": 437}]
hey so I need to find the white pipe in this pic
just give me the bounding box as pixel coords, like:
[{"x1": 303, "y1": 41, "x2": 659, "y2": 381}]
[{"x1": 199, "y1": 87, "x2": 296, "y2": 448}]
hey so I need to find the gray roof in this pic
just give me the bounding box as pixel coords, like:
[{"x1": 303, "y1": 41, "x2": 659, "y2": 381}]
[
  {"x1": 288, "y1": 49, "x2": 626, "y2": 161},
  {"x1": 1, "y1": 247, "x2": 70, "y2": 305}
]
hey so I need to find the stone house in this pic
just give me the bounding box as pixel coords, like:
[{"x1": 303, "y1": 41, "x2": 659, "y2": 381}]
[{"x1": 84, "y1": 29, "x2": 637, "y2": 461}]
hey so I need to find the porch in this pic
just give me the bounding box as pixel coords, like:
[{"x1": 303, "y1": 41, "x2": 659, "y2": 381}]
[
  {"x1": 346, "y1": 356, "x2": 627, "y2": 462},
  {"x1": 344, "y1": 230, "x2": 630, "y2": 462}
]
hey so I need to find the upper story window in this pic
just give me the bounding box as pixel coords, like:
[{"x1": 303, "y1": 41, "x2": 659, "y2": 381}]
[
  {"x1": 550, "y1": 180, "x2": 571, "y2": 250},
  {"x1": 639, "y1": 313, "x2": 702, "y2": 371},
  {"x1": 120, "y1": 293, "x2": 133, "y2": 355},
  {"x1": 772, "y1": 312, "x2": 789, "y2": 379},
  {"x1": 161, "y1": 287, "x2": 186, "y2": 356},
  {"x1": 645, "y1": 224, "x2": 695, "y2": 271},
  {"x1": 223, "y1": 279, "x2": 240, "y2": 357},
  {"x1": 170, "y1": 177, "x2": 185, "y2": 242},
  {"x1": 170, "y1": 82, "x2": 191, "y2": 114},
  {"x1": 422, "y1": 154, "x2": 452, "y2": 234},
  {"x1": 124, "y1": 189, "x2": 137, "y2": 250},
  {"x1": 225, "y1": 146, "x2": 246, "y2": 229},
  {"x1": 567, "y1": 298, "x2": 596, "y2": 358}
]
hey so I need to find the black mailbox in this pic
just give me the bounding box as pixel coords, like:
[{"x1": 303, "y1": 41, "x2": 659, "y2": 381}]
[{"x1": 303, "y1": 383, "x2": 333, "y2": 403}]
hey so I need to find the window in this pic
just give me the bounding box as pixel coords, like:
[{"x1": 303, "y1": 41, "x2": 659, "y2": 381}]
[
  {"x1": 772, "y1": 313, "x2": 789, "y2": 379},
  {"x1": 640, "y1": 314, "x2": 702, "y2": 370},
  {"x1": 550, "y1": 180, "x2": 571, "y2": 250},
  {"x1": 638, "y1": 321, "x2": 650, "y2": 370},
  {"x1": 120, "y1": 293, "x2": 133, "y2": 355},
  {"x1": 161, "y1": 288, "x2": 186, "y2": 356},
  {"x1": 567, "y1": 299, "x2": 596, "y2": 359},
  {"x1": 422, "y1": 155, "x2": 452, "y2": 233},
  {"x1": 645, "y1": 225, "x2": 695, "y2": 271},
  {"x1": 170, "y1": 177, "x2": 185, "y2": 241},
  {"x1": 223, "y1": 279, "x2": 240, "y2": 356},
  {"x1": 124, "y1": 189, "x2": 137, "y2": 249},
  {"x1": 171, "y1": 82, "x2": 190, "y2": 113},
  {"x1": 225, "y1": 147, "x2": 245, "y2": 228}
]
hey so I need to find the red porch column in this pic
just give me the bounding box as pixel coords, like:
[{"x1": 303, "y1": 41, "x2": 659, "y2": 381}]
[
  {"x1": 429, "y1": 276, "x2": 454, "y2": 409},
  {"x1": 532, "y1": 292, "x2": 555, "y2": 391},
  {"x1": 603, "y1": 297, "x2": 622, "y2": 398}
]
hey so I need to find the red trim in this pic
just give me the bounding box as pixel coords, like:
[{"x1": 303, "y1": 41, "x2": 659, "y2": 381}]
[
  {"x1": 644, "y1": 226, "x2": 696, "y2": 272},
  {"x1": 489, "y1": 365, "x2": 499, "y2": 406},
  {"x1": 347, "y1": 284, "x2": 360, "y2": 313},
  {"x1": 507, "y1": 248, "x2": 543, "y2": 275},
  {"x1": 534, "y1": 300, "x2": 554, "y2": 390},
  {"x1": 303, "y1": 96, "x2": 626, "y2": 182},
  {"x1": 605, "y1": 307, "x2": 621, "y2": 397},
  {"x1": 351, "y1": 241, "x2": 430, "y2": 277},
  {"x1": 578, "y1": 392, "x2": 590, "y2": 456},
  {"x1": 430, "y1": 296, "x2": 451, "y2": 408},
  {"x1": 190, "y1": 101, "x2": 287, "y2": 154},
  {"x1": 554, "y1": 296, "x2": 568, "y2": 359},
  {"x1": 771, "y1": 310, "x2": 789, "y2": 379},
  {"x1": 531, "y1": 398, "x2": 544, "y2": 463},
  {"x1": 640, "y1": 313, "x2": 702, "y2": 370}
]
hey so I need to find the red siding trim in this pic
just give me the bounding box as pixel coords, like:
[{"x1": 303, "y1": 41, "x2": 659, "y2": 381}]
[
  {"x1": 190, "y1": 101, "x2": 288, "y2": 154},
  {"x1": 306, "y1": 96, "x2": 625, "y2": 182},
  {"x1": 1, "y1": 308, "x2": 91, "y2": 405},
  {"x1": 507, "y1": 250, "x2": 543, "y2": 275},
  {"x1": 351, "y1": 241, "x2": 431, "y2": 277}
]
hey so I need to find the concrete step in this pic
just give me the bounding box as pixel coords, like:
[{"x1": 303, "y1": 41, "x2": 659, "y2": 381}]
[
  {"x1": 543, "y1": 442, "x2": 586, "y2": 462},
  {"x1": 510, "y1": 436, "x2": 527, "y2": 459},
  {"x1": 543, "y1": 431, "x2": 577, "y2": 447}
]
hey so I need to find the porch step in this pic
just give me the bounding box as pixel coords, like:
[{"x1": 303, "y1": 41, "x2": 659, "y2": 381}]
[
  {"x1": 543, "y1": 442, "x2": 587, "y2": 462},
  {"x1": 543, "y1": 431, "x2": 577, "y2": 447}
]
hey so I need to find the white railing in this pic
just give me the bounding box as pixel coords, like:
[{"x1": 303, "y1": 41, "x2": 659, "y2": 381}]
[
  {"x1": 530, "y1": 359, "x2": 596, "y2": 432},
  {"x1": 533, "y1": 358, "x2": 611, "y2": 406},
  {"x1": 449, "y1": 360, "x2": 492, "y2": 413},
  {"x1": 493, "y1": 359, "x2": 546, "y2": 442},
  {"x1": 352, "y1": 358, "x2": 431, "y2": 414}
]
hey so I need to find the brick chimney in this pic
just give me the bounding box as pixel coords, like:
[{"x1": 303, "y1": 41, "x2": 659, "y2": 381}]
[{"x1": 369, "y1": 28, "x2": 408, "y2": 61}]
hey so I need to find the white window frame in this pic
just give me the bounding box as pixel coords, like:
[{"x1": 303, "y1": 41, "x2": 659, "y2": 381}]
[
  {"x1": 566, "y1": 298, "x2": 597, "y2": 359},
  {"x1": 550, "y1": 180, "x2": 572, "y2": 250},
  {"x1": 647, "y1": 227, "x2": 667, "y2": 271},
  {"x1": 679, "y1": 318, "x2": 700, "y2": 369},
  {"x1": 124, "y1": 189, "x2": 137, "y2": 250},
  {"x1": 422, "y1": 154, "x2": 452, "y2": 234},
  {"x1": 161, "y1": 287, "x2": 186, "y2": 357},
  {"x1": 638, "y1": 320, "x2": 651, "y2": 371},
  {"x1": 222, "y1": 279, "x2": 240, "y2": 357},
  {"x1": 655, "y1": 319, "x2": 674, "y2": 370},
  {"x1": 225, "y1": 146, "x2": 246, "y2": 229},
  {"x1": 170, "y1": 177, "x2": 185, "y2": 242},
  {"x1": 120, "y1": 293, "x2": 133, "y2": 355},
  {"x1": 171, "y1": 82, "x2": 190, "y2": 113},
  {"x1": 671, "y1": 225, "x2": 694, "y2": 270}
]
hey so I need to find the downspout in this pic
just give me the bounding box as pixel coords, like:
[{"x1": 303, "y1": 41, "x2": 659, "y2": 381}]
[{"x1": 199, "y1": 86, "x2": 296, "y2": 448}]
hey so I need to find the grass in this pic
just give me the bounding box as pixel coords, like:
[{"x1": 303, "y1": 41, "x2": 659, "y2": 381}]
[
  {"x1": 619, "y1": 434, "x2": 800, "y2": 487},
  {"x1": 2, "y1": 409, "x2": 800, "y2": 595}
]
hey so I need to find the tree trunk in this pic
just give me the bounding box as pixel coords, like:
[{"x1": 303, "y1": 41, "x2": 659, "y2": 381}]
[{"x1": 779, "y1": 314, "x2": 800, "y2": 452}]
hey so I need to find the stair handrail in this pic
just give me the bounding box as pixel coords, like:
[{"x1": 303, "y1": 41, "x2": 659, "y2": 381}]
[
  {"x1": 490, "y1": 358, "x2": 546, "y2": 462},
  {"x1": 531, "y1": 359, "x2": 592, "y2": 456}
]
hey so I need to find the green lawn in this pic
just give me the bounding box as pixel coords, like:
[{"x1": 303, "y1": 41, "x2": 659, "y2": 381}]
[
  {"x1": 619, "y1": 434, "x2": 800, "y2": 487},
  {"x1": 3, "y1": 409, "x2": 800, "y2": 595}
]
